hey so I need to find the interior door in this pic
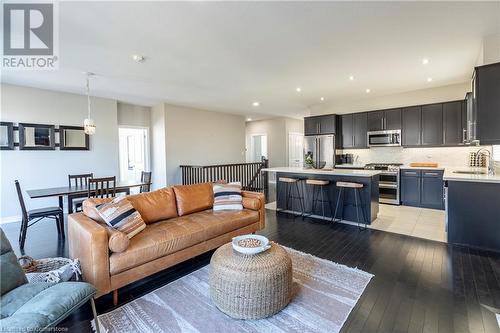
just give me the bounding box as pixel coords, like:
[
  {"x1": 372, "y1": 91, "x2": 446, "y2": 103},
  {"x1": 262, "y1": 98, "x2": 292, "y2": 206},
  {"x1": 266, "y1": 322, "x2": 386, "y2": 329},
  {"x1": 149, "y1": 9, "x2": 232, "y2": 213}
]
[
  {"x1": 288, "y1": 132, "x2": 304, "y2": 167},
  {"x1": 119, "y1": 127, "x2": 148, "y2": 183}
]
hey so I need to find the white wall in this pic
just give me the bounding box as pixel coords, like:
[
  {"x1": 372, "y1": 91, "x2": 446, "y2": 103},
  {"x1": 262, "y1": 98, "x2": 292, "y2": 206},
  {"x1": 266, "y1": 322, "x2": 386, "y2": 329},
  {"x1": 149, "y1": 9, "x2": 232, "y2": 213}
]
[
  {"x1": 162, "y1": 104, "x2": 246, "y2": 185},
  {"x1": 150, "y1": 103, "x2": 167, "y2": 189},
  {"x1": 117, "y1": 102, "x2": 151, "y2": 127},
  {"x1": 0, "y1": 84, "x2": 119, "y2": 221},
  {"x1": 309, "y1": 82, "x2": 470, "y2": 116}
]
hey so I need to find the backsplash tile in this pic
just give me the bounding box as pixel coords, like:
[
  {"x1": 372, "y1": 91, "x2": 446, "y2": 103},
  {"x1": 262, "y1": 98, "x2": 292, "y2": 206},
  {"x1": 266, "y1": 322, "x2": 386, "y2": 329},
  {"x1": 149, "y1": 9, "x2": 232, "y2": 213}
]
[{"x1": 341, "y1": 146, "x2": 493, "y2": 168}]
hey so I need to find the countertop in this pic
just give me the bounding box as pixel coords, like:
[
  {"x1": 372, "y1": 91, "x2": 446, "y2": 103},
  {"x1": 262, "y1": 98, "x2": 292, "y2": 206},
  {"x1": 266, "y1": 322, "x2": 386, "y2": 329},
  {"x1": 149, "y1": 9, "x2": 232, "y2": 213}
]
[
  {"x1": 262, "y1": 167, "x2": 381, "y2": 177},
  {"x1": 334, "y1": 163, "x2": 366, "y2": 169},
  {"x1": 443, "y1": 167, "x2": 500, "y2": 183}
]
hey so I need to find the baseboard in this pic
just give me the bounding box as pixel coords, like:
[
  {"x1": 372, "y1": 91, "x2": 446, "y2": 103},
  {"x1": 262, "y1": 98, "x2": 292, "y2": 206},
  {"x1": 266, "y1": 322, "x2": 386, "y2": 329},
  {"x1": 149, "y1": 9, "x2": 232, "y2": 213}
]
[{"x1": 0, "y1": 216, "x2": 21, "y2": 225}]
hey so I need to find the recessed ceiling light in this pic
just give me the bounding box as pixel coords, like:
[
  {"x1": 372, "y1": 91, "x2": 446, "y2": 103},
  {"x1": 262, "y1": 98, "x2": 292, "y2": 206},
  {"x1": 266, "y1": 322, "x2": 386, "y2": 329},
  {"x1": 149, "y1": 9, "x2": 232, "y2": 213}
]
[
  {"x1": 252, "y1": 101, "x2": 260, "y2": 107},
  {"x1": 296, "y1": 87, "x2": 302, "y2": 93},
  {"x1": 132, "y1": 54, "x2": 145, "y2": 63},
  {"x1": 320, "y1": 97, "x2": 325, "y2": 101},
  {"x1": 427, "y1": 77, "x2": 433, "y2": 82},
  {"x1": 246, "y1": 118, "x2": 252, "y2": 122},
  {"x1": 349, "y1": 75, "x2": 354, "y2": 81},
  {"x1": 365, "y1": 88, "x2": 371, "y2": 93},
  {"x1": 422, "y1": 58, "x2": 429, "y2": 65}
]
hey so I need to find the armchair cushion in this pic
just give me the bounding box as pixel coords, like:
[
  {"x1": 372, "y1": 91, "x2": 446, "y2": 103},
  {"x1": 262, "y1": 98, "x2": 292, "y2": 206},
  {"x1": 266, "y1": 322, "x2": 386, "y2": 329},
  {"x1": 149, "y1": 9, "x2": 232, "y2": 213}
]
[
  {"x1": 0, "y1": 230, "x2": 27, "y2": 296},
  {"x1": 0, "y1": 282, "x2": 96, "y2": 332}
]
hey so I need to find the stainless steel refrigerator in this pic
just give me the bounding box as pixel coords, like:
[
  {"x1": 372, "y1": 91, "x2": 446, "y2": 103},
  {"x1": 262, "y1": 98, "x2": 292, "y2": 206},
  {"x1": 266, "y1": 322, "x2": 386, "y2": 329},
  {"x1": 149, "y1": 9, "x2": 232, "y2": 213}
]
[{"x1": 303, "y1": 135, "x2": 336, "y2": 169}]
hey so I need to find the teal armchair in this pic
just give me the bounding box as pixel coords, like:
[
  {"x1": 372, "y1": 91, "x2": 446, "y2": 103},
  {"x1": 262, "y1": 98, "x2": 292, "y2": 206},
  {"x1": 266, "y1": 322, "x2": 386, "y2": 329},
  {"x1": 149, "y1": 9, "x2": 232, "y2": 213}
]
[{"x1": 0, "y1": 229, "x2": 99, "y2": 332}]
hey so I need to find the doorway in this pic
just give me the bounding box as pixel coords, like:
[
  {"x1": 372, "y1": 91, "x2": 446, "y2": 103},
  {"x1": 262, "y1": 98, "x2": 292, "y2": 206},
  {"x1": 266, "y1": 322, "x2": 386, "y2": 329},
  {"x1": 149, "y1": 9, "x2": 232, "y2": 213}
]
[
  {"x1": 250, "y1": 134, "x2": 268, "y2": 162},
  {"x1": 288, "y1": 132, "x2": 303, "y2": 167},
  {"x1": 119, "y1": 127, "x2": 149, "y2": 183}
]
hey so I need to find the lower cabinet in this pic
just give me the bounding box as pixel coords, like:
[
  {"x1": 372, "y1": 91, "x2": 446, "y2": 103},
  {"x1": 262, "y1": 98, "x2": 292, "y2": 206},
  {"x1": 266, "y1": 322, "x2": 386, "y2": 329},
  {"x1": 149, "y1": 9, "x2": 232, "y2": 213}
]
[{"x1": 401, "y1": 169, "x2": 444, "y2": 209}]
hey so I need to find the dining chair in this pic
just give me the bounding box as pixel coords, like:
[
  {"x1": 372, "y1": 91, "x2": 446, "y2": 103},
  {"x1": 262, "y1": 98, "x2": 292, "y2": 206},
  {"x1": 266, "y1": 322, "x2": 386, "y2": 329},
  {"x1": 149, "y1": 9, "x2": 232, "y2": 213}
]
[
  {"x1": 140, "y1": 171, "x2": 152, "y2": 193},
  {"x1": 88, "y1": 176, "x2": 116, "y2": 198},
  {"x1": 68, "y1": 173, "x2": 93, "y2": 212},
  {"x1": 15, "y1": 180, "x2": 64, "y2": 250}
]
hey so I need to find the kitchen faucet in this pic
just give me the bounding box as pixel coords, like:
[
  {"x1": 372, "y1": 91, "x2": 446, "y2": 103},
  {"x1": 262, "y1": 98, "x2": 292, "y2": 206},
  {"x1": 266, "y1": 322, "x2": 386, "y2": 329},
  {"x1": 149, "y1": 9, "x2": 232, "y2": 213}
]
[{"x1": 475, "y1": 148, "x2": 495, "y2": 175}]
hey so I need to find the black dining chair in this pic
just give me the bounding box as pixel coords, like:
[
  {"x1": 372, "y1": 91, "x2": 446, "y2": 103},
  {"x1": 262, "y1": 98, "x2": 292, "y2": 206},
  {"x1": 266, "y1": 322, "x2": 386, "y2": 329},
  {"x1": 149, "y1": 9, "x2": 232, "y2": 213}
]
[
  {"x1": 140, "y1": 171, "x2": 152, "y2": 193},
  {"x1": 88, "y1": 176, "x2": 116, "y2": 198},
  {"x1": 15, "y1": 180, "x2": 64, "y2": 250},
  {"x1": 68, "y1": 173, "x2": 93, "y2": 212}
]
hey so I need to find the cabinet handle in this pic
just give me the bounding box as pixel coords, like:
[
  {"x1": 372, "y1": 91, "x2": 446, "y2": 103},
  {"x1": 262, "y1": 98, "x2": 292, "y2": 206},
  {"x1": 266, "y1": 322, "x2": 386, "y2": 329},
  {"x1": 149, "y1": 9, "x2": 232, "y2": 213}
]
[
  {"x1": 381, "y1": 118, "x2": 384, "y2": 129},
  {"x1": 425, "y1": 172, "x2": 439, "y2": 176},
  {"x1": 462, "y1": 128, "x2": 467, "y2": 143},
  {"x1": 405, "y1": 171, "x2": 417, "y2": 175},
  {"x1": 318, "y1": 123, "x2": 321, "y2": 133},
  {"x1": 353, "y1": 135, "x2": 355, "y2": 146}
]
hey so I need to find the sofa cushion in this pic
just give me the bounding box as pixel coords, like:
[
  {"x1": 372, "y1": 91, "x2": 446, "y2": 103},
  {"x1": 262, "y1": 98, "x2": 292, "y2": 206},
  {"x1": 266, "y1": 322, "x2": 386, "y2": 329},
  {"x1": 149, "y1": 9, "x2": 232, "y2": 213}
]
[
  {"x1": 128, "y1": 187, "x2": 178, "y2": 224},
  {"x1": 109, "y1": 209, "x2": 259, "y2": 275},
  {"x1": 96, "y1": 196, "x2": 146, "y2": 239},
  {"x1": 173, "y1": 183, "x2": 214, "y2": 216},
  {"x1": 177, "y1": 209, "x2": 259, "y2": 239},
  {"x1": 1, "y1": 229, "x2": 28, "y2": 296},
  {"x1": 109, "y1": 217, "x2": 207, "y2": 275},
  {"x1": 0, "y1": 282, "x2": 95, "y2": 331}
]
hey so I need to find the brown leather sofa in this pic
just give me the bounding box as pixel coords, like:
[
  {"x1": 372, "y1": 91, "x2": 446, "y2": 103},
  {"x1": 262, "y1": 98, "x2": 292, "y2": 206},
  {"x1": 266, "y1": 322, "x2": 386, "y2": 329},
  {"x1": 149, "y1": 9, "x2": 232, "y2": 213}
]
[{"x1": 68, "y1": 183, "x2": 265, "y2": 305}]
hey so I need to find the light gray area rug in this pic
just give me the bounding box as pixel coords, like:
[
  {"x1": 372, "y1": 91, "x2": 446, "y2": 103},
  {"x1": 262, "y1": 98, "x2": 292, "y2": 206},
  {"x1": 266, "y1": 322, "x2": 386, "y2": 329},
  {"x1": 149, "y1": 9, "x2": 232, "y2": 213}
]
[{"x1": 96, "y1": 247, "x2": 373, "y2": 333}]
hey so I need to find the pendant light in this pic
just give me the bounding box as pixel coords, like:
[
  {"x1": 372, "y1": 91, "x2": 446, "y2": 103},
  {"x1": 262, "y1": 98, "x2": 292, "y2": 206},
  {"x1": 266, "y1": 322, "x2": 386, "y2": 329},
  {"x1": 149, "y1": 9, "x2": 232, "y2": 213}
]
[{"x1": 83, "y1": 72, "x2": 96, "y2": 135}]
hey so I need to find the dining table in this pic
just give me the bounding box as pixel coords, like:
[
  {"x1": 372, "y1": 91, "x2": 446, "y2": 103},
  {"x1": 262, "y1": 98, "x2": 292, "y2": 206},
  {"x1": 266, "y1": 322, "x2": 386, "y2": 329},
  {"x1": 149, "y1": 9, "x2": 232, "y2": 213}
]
[{"x1": 26, "y1": 180, "x2": 152, "y2": 222}]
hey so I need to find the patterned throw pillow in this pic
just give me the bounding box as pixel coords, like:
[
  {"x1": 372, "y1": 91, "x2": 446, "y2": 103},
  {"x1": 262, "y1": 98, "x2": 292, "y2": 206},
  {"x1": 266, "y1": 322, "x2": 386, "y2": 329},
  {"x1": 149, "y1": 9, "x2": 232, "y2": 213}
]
[
  {"x1": 213, "y1": 182, "x2": 243, "y2": 211},
  {"x1": 96, "y1": 196, "x2": 146, "y2": 238}
]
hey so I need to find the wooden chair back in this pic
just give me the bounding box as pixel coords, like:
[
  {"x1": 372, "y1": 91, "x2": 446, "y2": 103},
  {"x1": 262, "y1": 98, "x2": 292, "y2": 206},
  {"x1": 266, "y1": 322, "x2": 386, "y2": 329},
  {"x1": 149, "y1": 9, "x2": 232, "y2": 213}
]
[
  {"x1": 140, "y1": 171, "x2": 152, "y2": 193},
  {"x1": 68, "y1": 173, "x2": 93, "y2": 188},
  {"x1": 14, "y1": 180, "x2": 29, "y2": 221},
  {"x1": 88, "y1": 176, "x2": 116, "y2": 198}
]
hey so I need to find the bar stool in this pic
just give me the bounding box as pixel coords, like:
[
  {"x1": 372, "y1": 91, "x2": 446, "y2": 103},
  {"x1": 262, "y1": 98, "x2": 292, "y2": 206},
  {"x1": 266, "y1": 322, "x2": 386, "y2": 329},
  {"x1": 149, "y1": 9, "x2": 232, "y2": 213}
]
[
  {"x1": 333, "y1": 181, "x2": 367, "y2": 230},
  {"x1": 278, "y1": 177, "x2": 304, "y2": 218},
  {"x1": 303, "y1": 179, "x2": 333, "y2": 221}
]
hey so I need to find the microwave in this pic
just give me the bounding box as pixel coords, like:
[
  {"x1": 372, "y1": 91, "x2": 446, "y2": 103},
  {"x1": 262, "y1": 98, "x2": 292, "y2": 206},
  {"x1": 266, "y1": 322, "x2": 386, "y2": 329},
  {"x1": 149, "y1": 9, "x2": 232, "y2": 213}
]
[{"x1": 367, "y1": 130, "x2": 401, "y2": 147}]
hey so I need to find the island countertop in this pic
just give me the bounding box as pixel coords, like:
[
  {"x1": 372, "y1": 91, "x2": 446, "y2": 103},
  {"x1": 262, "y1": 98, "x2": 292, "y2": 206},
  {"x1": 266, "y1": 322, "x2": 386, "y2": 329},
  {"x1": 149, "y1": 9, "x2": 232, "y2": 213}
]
[{"x1": 262, "y1": 167, "x2": 381, "y2": 177}]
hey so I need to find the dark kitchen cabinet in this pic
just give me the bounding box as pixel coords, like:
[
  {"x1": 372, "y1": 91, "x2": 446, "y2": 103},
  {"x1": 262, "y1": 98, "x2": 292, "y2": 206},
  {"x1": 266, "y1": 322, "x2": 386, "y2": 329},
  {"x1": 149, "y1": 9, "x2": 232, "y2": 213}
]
[
  {"x1": 367, "y1": 111, "x2": 384, "y2": 131},
  {"x1": 443, "y1": 101, "x2": 464, "y2": 145},
  {"x1": 353, "y1": 112, "x2": 367, "y2": 148},
  {"x1": 367, "y1": 109, "x2": 401, "y2": 131},
  {"x1": 475, "y1": 62, "x2": 500, "y2": 145},
  {"x1": 401, "y1": 170, "x2": 421, "y2": 206},
  {"x1": 341, "y1": 113, "x2": 367, "y2": 148},
  {"x1": 341, "y1": 114, "x2": 353, "y2": 148},
  {"x1": 421, "y1": 103, "x2": 443, "y2": 146},
  {"x1": 304, "y1": 115, "x2": 337, "y2": 136},
  {"x1": 401, "y1": 169, "x2": 444, "y2": 209},
  {"x1": 402, "y1": 106, "x2": 421, "y2": 146},
  {"x1": 421, "y1": 170, "x2": 444, "y2": 209}
]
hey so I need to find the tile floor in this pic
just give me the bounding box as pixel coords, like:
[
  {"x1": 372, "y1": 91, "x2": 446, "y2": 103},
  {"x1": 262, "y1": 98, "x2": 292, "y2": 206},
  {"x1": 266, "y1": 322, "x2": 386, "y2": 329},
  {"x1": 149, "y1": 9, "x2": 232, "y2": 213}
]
[{"x1": 265, "y1": 201, "x2": 447, "y2": 243}]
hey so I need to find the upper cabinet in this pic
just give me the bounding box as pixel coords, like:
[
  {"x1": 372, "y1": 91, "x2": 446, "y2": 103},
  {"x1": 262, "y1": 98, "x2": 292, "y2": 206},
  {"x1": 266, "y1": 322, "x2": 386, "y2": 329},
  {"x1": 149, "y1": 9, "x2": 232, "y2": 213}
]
[
  {"x1": 341, "y1": 113, "x2": 367, "y2": 149},
  {"x1": 475, "y1": 62, "x2": 500, "y2": 145},
  {"x1": 443, "y1": 101, "x2": 465, "y2": 145},
  {"x1": 304, "y1": 115, "x2": 337, "y2": 136},
  {"x1": 421, "y1": 103, "x2": 443, "y2": 146},
  {"x1": 367, "y1": 109, "x2": 401, "y2": 131},
  {"x1": 402, "y1": 106, "x2": 421, "y2": 146}
]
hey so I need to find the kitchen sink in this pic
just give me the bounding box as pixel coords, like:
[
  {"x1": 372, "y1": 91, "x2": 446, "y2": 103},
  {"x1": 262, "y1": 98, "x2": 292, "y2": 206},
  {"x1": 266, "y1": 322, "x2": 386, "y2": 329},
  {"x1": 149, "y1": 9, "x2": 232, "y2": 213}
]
[{"x1": 452, "y1": 170, "x2": 487, "y2": 175}]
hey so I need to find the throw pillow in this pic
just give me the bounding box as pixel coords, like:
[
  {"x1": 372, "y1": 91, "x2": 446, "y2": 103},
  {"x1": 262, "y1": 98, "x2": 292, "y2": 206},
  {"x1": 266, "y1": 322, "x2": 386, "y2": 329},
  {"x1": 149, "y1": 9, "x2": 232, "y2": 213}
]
[
  {"x1": 213, "y1": 182, "x2": 243, "y2": 211},
  {"x1": 95, "y1": 196, "x2": 146, "y2": 238}
]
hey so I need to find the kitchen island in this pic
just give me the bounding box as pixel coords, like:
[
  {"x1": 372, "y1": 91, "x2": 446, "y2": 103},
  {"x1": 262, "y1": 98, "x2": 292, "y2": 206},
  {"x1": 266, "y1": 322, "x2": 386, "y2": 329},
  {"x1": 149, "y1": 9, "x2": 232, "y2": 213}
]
[
  {"x1": 444, "y1": 168, "x2": 500, "y2": 252},
  {"x1": 263, "y1": 167, "x2": 381, "y2": 224}
]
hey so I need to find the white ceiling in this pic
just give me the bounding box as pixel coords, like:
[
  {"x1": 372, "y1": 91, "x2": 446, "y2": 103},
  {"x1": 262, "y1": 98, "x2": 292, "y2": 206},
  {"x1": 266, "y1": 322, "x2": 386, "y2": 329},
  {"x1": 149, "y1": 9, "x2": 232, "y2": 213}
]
[{"x1": 2, "y1": 1, "x2": 499, "y2": 119}]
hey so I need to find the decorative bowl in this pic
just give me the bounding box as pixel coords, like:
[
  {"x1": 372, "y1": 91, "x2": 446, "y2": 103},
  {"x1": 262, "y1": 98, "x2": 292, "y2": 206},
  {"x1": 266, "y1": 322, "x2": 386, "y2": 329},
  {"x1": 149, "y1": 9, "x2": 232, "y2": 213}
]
[{"x1": 232, "y1": 235, "x2": 271, "y2": 255}]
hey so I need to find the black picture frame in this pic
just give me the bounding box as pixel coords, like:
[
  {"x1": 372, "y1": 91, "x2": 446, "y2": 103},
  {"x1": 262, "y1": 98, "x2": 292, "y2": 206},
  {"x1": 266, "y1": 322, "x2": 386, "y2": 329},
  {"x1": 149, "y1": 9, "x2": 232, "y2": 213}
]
[
  {"x1": 19, "y1": 123, "x2": 56, "y2": 150},
  {"x1": 59, "y1": 125, "x2": 90, "y2": 150},
  {"x1": 0, "y1": 122, "x2": 14, "y2": 150}
]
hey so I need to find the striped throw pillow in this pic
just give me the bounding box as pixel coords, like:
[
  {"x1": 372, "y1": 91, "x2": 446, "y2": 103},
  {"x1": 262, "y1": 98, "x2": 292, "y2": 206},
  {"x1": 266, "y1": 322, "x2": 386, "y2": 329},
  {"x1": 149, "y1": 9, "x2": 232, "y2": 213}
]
[
  {"x1": 96, "y1": 196, "x2": 146, "y2": 238},
  {"x1": 213, "y1": 182, "x2": 243, "y2": 211}
]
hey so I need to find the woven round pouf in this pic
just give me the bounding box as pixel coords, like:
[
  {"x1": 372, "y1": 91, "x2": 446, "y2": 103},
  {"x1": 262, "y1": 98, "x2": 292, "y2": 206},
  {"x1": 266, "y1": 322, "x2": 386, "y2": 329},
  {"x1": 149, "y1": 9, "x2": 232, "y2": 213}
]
[{"x1": 209, "y1": 242, "x2": 293, "y2": 319}]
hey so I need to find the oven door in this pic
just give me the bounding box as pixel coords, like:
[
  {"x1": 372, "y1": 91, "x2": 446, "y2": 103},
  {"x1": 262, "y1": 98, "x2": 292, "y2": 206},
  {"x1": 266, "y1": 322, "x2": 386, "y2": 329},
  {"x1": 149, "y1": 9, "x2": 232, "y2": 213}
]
[
  {"x1": 378, "y1": 172, "x2": 400, "y2": 205},
  {"x1": 368, "y1": 130, "x2": 401, "y2": 147}
]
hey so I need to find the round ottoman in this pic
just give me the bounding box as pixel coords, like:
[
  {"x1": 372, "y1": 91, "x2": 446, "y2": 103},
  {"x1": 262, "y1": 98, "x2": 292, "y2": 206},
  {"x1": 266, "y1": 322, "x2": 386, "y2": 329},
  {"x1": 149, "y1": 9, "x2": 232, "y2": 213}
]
[{"x1": 209, "y1": 242, "x2": 293, "y2": 319}]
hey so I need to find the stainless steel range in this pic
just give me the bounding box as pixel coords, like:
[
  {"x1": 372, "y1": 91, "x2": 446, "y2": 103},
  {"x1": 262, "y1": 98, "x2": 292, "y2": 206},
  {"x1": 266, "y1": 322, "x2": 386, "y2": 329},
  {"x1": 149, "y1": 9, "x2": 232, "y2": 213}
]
[{"x1": 364, "y1": 163, "x2": 402, "y2": 205}]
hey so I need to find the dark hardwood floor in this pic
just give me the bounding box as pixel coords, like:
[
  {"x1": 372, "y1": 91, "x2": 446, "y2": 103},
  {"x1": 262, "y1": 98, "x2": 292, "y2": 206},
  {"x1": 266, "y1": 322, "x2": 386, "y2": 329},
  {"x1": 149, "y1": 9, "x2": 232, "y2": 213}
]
[{"x1": 2, "y1": 210, "x2": 500, "y2": 333}]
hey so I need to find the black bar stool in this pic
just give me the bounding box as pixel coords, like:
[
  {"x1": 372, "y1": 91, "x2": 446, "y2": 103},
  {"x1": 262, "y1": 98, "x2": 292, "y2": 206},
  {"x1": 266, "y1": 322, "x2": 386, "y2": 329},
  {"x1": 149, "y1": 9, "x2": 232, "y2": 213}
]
[
  {"x1": 278, "y1": 177, "x2": 304, "y2": 218},
  {"x1": 333, "y1": 181, "x2": 367, "y2": 230},
  {"x1": 303, "y1": 179, "x2": 334, "y2": 220}
]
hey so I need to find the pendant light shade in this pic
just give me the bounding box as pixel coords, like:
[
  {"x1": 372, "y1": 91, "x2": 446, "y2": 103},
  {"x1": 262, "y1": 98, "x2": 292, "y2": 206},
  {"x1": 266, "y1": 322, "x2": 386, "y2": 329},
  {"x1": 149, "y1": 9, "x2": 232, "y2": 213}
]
[{"x1": 83, "y1": 72, "x2": 96, "y2": 135}]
